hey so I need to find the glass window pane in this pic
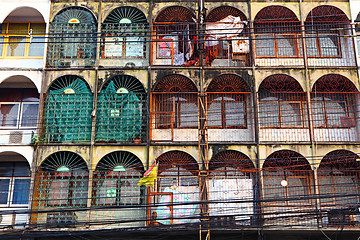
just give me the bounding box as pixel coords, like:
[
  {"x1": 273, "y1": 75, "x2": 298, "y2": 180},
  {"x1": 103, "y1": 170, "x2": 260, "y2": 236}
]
[
  {"x1": 0, "y1": 104, "x2": 19, "y2": 127},
  {"x1": 21, "y1": 103, "x2": 39, "y2": 127},
  {"x1": 7, "y1": 37, "x2": 26, "y2": 56},
  {"x1": 325, "y1": 101, "x2": 346, "y2": 127},
  {"x1": 0, "y1": 36, "x2": 3, "y2": 56},
  {"x1": 306, "y1": 35, "x2": 318, "y2": 56},
  {"x1": 28, "y1": 37, "x2": 45, "y2": 56},
  {"x1": 256, "y1": 34, "x2": 275, "y2": 56},
  {"x1": 208, "y1": 102, "x2": 222, "y2": 127},
  {"x1": 7, "y1": 23, "x2": 28, "y2": 34},
  {"x1": 277, "y1": 35, "x2": 296, "y2": 56},
  {"x1": 225, "y1": 101, "x2": 245, "y2": 127},
  {"x1": 259, "y1": 99, "x2": 279, "y2": 127},
  {"x1": 281, "y1": 102, "x2": 301, "y2": 126},
  {"x1": 29, "y1": 23, "x2": 46, "y2": 34},
  {"x1": 0, "y1": 162, "x2": 13, "y2": 177},
  {"x1": 0, "y1": 179, "x2": 10, "y2": 204},
  {"x1": 319, "y1": 35, "x2": 340, "y2": 56},
  {"x1": 179, "y1": 103, "x2": 197, "y2": 127},
  {"x1": 12, "y1": 179, "x2": 30, "y2": 204},
  {"x1": 126, "y1": 37, "x2": 144, "y2": 57},
  {"x1": 13, "y1": 162, "x2": 30, "y2": 177},
  {"x1": 311, "y1": 100, "x2": 325, "y2": 127}
]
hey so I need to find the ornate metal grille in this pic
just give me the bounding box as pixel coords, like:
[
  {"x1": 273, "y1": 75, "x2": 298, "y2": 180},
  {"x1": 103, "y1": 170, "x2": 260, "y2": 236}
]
[
  {"x1": 44, "y1": 75, "x2": 93, "y2": 143},
  {"x1": 47, "y1": 7, "x2": 97, "y2": 67},
  {"x1": 92, "y1": 151, "x2": 145, "y2": 206},
  {"x1": 258, "y1": 75, "x2": 308, "y2": 128},
  {"x1": 95, "y1": 75, "x2": 147, "y2": 143}
]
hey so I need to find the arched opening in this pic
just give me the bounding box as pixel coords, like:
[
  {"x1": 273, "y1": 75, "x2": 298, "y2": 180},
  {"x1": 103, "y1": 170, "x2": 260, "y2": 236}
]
[
  {"x1": 206, "y1": 74, "x2": 251, "y2": 129},
  {"x1": 0, "y1": 76, "x2": 39, "y2": 129},
  {"x1": 209, "y1": 150, "x2": 255, "y2": 225},
  {"x1": 44, "y1": 75, "x2": 93, "y2": 142},
  {"x1": 262, "y1": 150, "x2": 314, "y2": 225},
  {"x1": 150, "y1": 151, "x2": 199, "y2": 225},
  {"x1": 305, "y1": 6, "x2": 349, "y2": 58},
  {"x1": 311, "y1": 74, "x2": 358, "y2": 129},
  {"x1": 47, "y1": 7, "x2": 97, "y2": 67},
  {"x1": 258, "y1": 74, "x2": 307, "y2": 128},
  {"x1": 205, "y1": 6, "x2": 248, "y2": 66},
  {"x1": 151, "y1": 75, "x2": 198, "y2": 133},
  {"x1": 152, "y1": 6, "x2": 197, "y2": 66},
  {"x1": 101, "y1": 7, "x2": 148, "y2": 59},
  {"x1": 0, "y1": 152, "x2": 30, "y2": 226},
  {"x1": 254, "y1": 6, "x2": 301, "y2": 58},
  {"x1": 1, "y1": 7, "x2": 45, "y2": 58},
  {"x1": 317, "y1": 150, "x2": 360, "y2": 225},
  {"x1": 96, "y1": 75, "x2": 146, "y2": 143},
  {"x1": 36, "y1": 151, "x2": 89, "y2": 208},
  {"x1": 92, "y1": 151, "x2": 144, "y2": 206}
]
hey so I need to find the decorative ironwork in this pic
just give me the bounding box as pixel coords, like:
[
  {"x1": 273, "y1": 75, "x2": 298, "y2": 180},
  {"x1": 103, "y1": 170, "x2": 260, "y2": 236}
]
[
  {"x1": 155, "y1": 6, "x2": 195, "y2": 23},
  {"x1": 305, "y1": 6, "x2": 349, "y2": 23},
  {"x1": 319, "y1": 150, "x2": 360, "y2": 170},
  {"x1": 100, "y1": 75, "x2": 145, "y2": 93},
  {"x1": 44, "y1": 76, "x2": 93, "y2": 143},
  {"x1": 259, "y1": 74, "x2": 303, "y2": 93},
  {"x1": 156, "y1": 150, "x2": 199, "y2": 174},
  {"x1": 53, "y1": 7, "x2": 96, "y2": 24},
  {"x1": 47, "y1": 7, "x2": 97, "y2": 67},
  {"x1": 104, "y1": 7, "x2": 147, "y2": 24},
  {"x1": 39, "y1": 151, "x2": 88, "y2": 172},
  {"x1": 206, "y1": 74, "x2": 250, "y2": 92},
  {"x1": 96, "y1": 75, "x2": 147, "y2": 143},
  {"x1": 92, "y1": 151, "x2": 145, "y2": 206},
  {"x1": 263, "y1": 150, "x2": 311, "y2": 171},
  {"x1": 255, "y1": 6, "x2": 299, "y2": 22},
  {"x1": 312, "y1": 74, "x2": 358, "y2": 92},
  {"x1": 206, "y1": 6, "x2": 247, "y2": 22},
  {"x1": 209, "y1": 150, "x2": 254, "y2": 170},
  {"x1": 153, "y1": 74, "x2": 197, "y2": 92}
]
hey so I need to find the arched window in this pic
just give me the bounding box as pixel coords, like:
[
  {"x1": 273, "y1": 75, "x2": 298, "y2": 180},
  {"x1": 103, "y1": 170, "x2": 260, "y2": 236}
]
[
  {"x1": 152, "y1": 75, "x2": 198, "y2": 129},
  {"x1": 37, "y1": 151, "x2": 89, "y2": 208},
  {"x1": 206, "y1": 74, "x2": 250, "y2": 129},
  {"x1": 44, "y1": 75, "x2": 93, "y2": 142},
  {"x1": 311, "y1": 74, "x2": 357, "y2": 128},
  {"x1": 47, "y1": 7, "x2": 97, "y2": 67},
  {"x1": 258, "y1": 75, "x2": 307, "y2": 128},
  {"x1": 92, "y1": 151, "x2": 144, "y2": 206},
  {"x1": 254, "y1": 6, "x2": 301, "y2": 57},
  {"x1": 150, "y1": 151, "x2": 199, "y2": 225},
  {"x1": 0, "y1": 77, "x2": 39, "y2": 128},
  {"x1": 205, "y1": 6, "x2": 248, "y2": 66},
  {"x1": 305, "y1": 6, "x2": 349, "y2": 57},
  {"x1": 96, "y1": 75, "x2": 146, "y2": 143},
  {"x1": 1, "y1": 7, "x2": 45, "y2": 58},
  {"x1": 262, "y1": 151, "x2": 314, "y2": 214},
  {"x1": 209, "y1": 151, "x2": 255, "y2": 223},
  {"x1": 101, "y1": 7, "x2": 147, "y2": 59},
  {"x1": 0, "y1": 157, "x2": 30, "y2": 206},
  {"x1": 152, "y1": 6, "x2": 197, "y2": 66},
  {"x1": 317, "y1": 150, "x2": 360, "y2": 217}
]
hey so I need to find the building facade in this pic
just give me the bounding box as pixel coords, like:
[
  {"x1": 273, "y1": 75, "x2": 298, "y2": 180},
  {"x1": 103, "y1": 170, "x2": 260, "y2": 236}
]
[{"x1": 1, "y1": 0, "x2": 360, "y2": 239}]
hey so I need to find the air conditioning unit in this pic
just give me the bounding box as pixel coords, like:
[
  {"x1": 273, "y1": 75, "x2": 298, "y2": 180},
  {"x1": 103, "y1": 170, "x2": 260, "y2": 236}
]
[{"x1": 9, "y1": 131, "x2": 23, "y2": 144}]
